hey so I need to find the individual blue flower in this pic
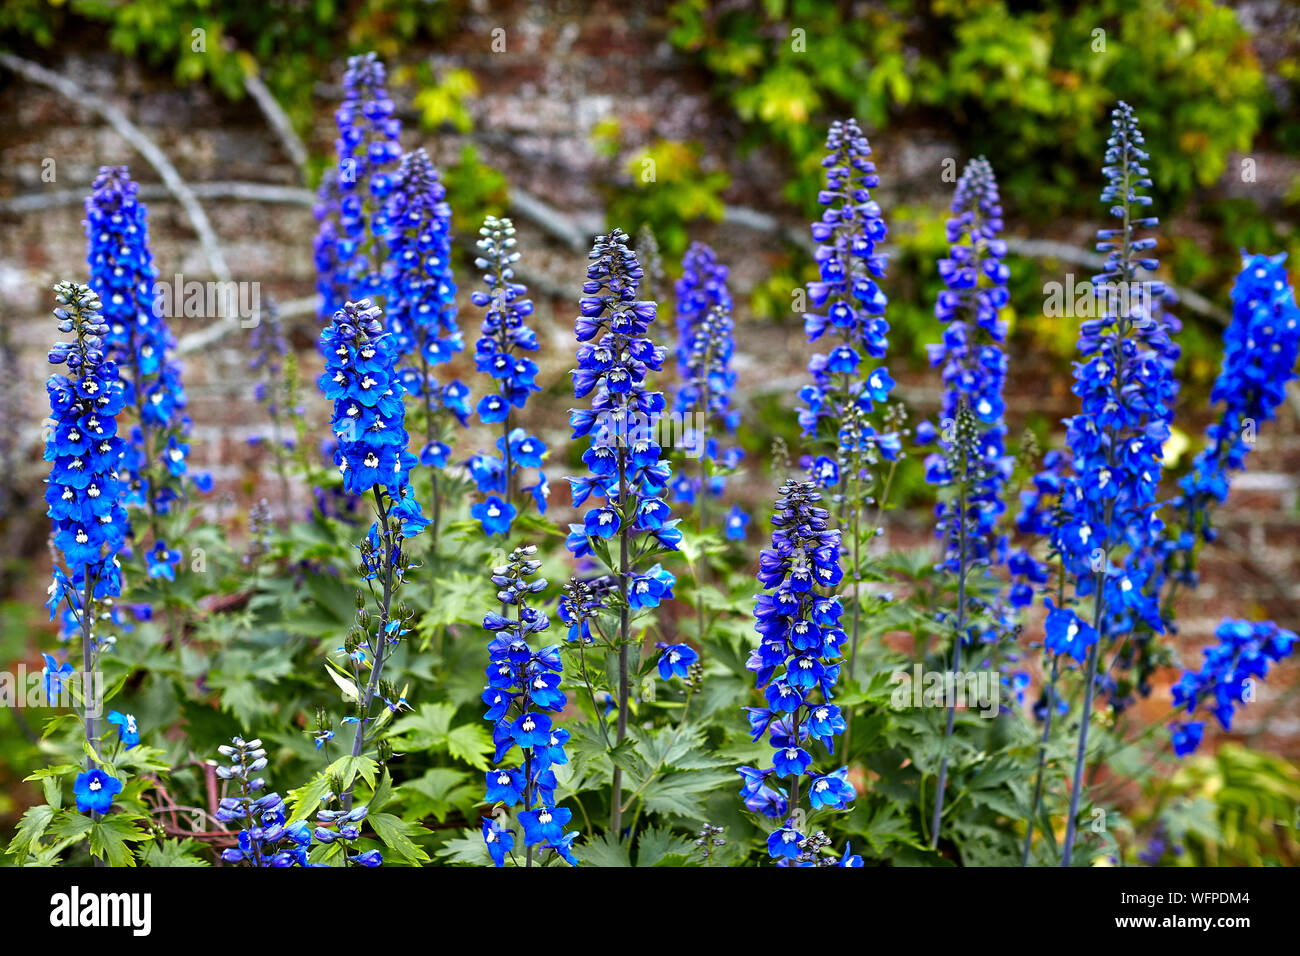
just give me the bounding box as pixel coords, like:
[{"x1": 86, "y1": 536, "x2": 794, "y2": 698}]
[
  {"x1": 518, "y1": 805, "x2": 571, "y2": 847},
  {"x1": 1170, "y1": 721, "x2": 1204, "y2": 758},
  {"x1": 73, "y1": 768, "x2": 123, "y2": 814},
  {"x1": 767, "y1": 820, "x2": 805, "y2": 860},
  {"x1": 472, "y1": 495, "x2": 517, "y2": 537},
  {"x1": 724, "y1": 504, "x2": 750, "y2": 540},
  {"x1": 807, "y1": 767, "x2": 855, "y2": 810},
  {"x1": 655, "y1": 642, "x2": 699, "y2": 680},
  {"x1": 41, "y1": 654, "x2": 74, "y2": 701},
  {"x1": 481, "y1": 816, "x2": 515, "y2": 866},
  {"x1": 106, "y1": 710, "x2": 140, "y2": 749}
]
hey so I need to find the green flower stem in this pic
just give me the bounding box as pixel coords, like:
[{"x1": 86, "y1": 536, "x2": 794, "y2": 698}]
[{"x1": 342, "y1": 485, "x2": 396, "y2": 810}]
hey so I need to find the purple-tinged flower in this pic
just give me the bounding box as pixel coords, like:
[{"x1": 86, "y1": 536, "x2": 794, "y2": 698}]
[{"x1": 314, "y1": 52, "x2": 403, "y2": 318}]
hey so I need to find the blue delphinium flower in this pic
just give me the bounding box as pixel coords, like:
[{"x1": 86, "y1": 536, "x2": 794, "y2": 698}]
[
  {"x1": 318, "y1": 298, "x2": 425, "y2": 805},
  {"x1": 73, "y1": 769, "x2": 123, "y2": 815},
  {"x1": 467, "y1": 216, "x2": 548, "y2": 535},
  {"x1": 212, "y1": 736, "x2": 377, "y2": 867},
  {"x1": 794, "y1": 120, "x2": 899, "y2": 783},
  {"x1": 479, "y1": 546, "x2": 577, "y2": 867},
  {"x1": 1168, "y1": 619, "x2": 1297, "y2": 756},
  {"x1": 565, "y1": 228, "x2": 680, "y2": 831},
  {"x1": 674, "y1": 241, "x2": 733, "y2": 386},
  {"x1": 1058, "y1": 101, "x2": 1181, "y2": 867},
  {"x1": 558, "y1": 577, "x2": 603, "y2": 646},
  {"x1": 655, "y1": 641, "x2": 698, "y2": 680},
  {"x1": 106, "y1": 710, "x2": 140, "y2": 749},
  {"x1": 671, "y1": 244, "x2": 746, "y2": 525},
  {"x1": 923, "y1": 157, "x2": 1012, "y2": 585},
  {"x1": 744, "y1": 479, "x2": 860, "y2": 865},
  {"x1": 797, "y1": 119, "x2": 896, "y2": 462},
  {"x1": 1163, "y1": 252, "x2": 1300, "y2": 596},
  {"x1": 375, "y1": 149, "x2": 467, "y2": 540},
  {"x1": 318, "y1": 299, "x2": 423, "y2": 524},
  {"x1": 85, "y1": 166, "x2": 206, "y2": 578},
  {"x1": 45, "y1": 282, "x2": 129, "y2": 602},
  {"x1": 1059, "y1": 103, "x2": 1179, "y2": 650},
  {"x1": 314, "y1": 52, "x2": 404, "y2": 318}
]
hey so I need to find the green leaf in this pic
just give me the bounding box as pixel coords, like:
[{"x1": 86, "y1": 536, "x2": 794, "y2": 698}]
[
  {"x1": 575, "y1": 830, "x2": 631, "y2": 867},
  {"x1": 367, "y1": 811, "x2": 431, "y2": 864},
  {"x1": 389, "y1": 703, "x2": 456, "y2": 750},
  {"x1": 403, "y1": 768, "x2": 477, "y2": 823},
  {"x1": 6, "y1": 805, "x2": 56, "y2": 858},
  {"x1": 436, "y1": 830, "x2": 494, "y2": 866},
  {"x1": 366, "y1": 769, "x2": 395, "y2": 814},
  {"x1": 49, "y1": 810, "x2": 93, "y2": 841},
  {"x1": 639, "y1": 770, "x2": 736, "y2": 820},
  {"x1": 445, "y1": 723, "x2": 493, "y2": 771},
  {"x1": 635, "y1": 824, "x2": 696, "y2": 867},
  {"x1": 328, "y1": 755, "x2": 378, "y2": 793},
  {"x1": 287, "y1": 771, "x2": 335, "y2": 822},
  {"x1": 89, "y1": 814, "x2": 148, "y2": 867},
  {"x1": 138, "y1": 838, "x2": 211, "y2": 867}
]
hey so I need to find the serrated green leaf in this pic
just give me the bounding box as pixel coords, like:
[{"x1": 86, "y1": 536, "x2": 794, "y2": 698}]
[
  {"x1": 445, "y1": 723, "x2": 493, "y2": 770},
  {"x1": 89, "y1": 815, "x2": 148, "y2": 867},
  {"x1": 6, "y1": 805, "x2": 56, "y2": 858},
  {"x1": 367, "y1": 811, "x2": 431, "y2": 864}
]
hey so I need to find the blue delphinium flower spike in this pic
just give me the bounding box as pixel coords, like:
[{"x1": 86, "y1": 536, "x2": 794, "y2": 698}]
[
  {"x1": 565, "y1": 231, "x2": 680, "y2": 825},
  {"x1": 744, "y1": 478, "x2": 859, "y2": 865},
  {"x1": 314, "y1": 52, "x2": 404, "y2": 318},
  {"x1": 45, "y1": 282, "x2": 129, "y2": 601},
  {"x1": 566, "y1": 229, "x2": 679, "y2": 563},
  {"x1": 1162, "y1": 252, "x2": 1300, "y2": 595},
  {"x1": 479, "y1": 546, "x2": 577, "y2": 866},
  {"x1": 467, "y1": 216, "x2": 547, "y2": 535},
  {"x1": 1058, "y1": 100, "x2": 1180, "y2": 867},
  {"x1": 85, "y1": 166, "x2": 207, "y2": 577},
  {"x1": 1168, "y1": 619, "x2": 1297, "y2": 756},
  {"x1": 317, "y1": 298, "x2": 425, "y2": 535},
  {"x1": 797, "y1": 118, "x2": 897, "y2": 464},
  {"x1": 923, "y1": 157, "x2": 1012, "y2": 597},
  {"x1": 670, "y1": 244, "x2": 745, "y2": 522},
  {"x1": 375, "y1": 148, "x2": 466, "y2": 539}
]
